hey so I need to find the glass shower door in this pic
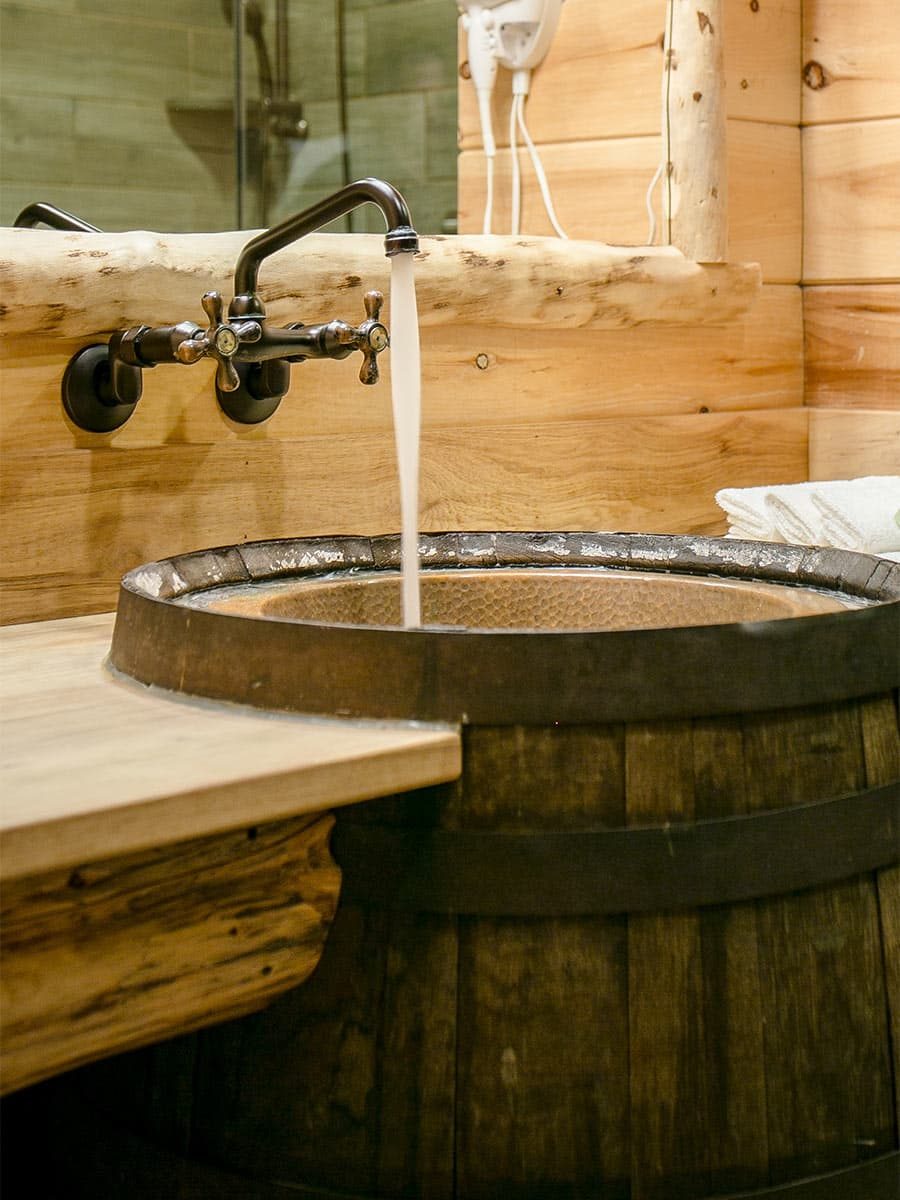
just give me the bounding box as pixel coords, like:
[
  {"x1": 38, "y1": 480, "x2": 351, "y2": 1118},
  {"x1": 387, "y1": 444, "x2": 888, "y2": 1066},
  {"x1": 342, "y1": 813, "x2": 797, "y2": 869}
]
[
  {"x1": 234, "y1": 0, "x2": 458, "y2": 234},
  {"x1": 0, "y1": 0, "x2": 457, "y2": 233}
]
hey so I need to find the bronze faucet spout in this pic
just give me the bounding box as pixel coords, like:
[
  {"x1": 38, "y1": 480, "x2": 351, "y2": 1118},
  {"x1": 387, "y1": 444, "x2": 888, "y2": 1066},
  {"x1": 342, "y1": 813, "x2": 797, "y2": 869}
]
[{"x1": 231, "y1": 177, "x2": 418, "y2": 314}]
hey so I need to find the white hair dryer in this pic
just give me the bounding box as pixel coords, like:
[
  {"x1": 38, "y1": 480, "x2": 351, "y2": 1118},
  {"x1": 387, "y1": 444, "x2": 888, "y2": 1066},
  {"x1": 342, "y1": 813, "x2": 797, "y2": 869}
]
[
  {"x1": 459, "y1": 0, "x2": 562, "y2": 146},
  {"x1": 457, "y1": 0, "x2": 566, "y2": 234}
]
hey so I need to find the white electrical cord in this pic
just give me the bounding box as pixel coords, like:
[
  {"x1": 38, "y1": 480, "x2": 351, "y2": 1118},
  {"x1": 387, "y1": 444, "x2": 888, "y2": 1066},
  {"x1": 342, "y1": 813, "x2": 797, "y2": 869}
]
[
  {"x1": 465, "y1": 7, "x2": 500, "y2": 234},
  {"x1": 483, "y1": 153, "x2": 495, "y2": 235},
  {"x1": 510, "y1": 93, "x2": 522, "y2": 235},
  {"x1": 516, "y1": 92, "x2": 568, "y2": 239}
]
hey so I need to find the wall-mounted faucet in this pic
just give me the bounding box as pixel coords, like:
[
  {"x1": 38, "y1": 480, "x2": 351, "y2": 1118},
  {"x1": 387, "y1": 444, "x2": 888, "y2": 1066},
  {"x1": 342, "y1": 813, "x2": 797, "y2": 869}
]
[{"x1": 60, "y1": 178, "x2": 419, "y2": 431}]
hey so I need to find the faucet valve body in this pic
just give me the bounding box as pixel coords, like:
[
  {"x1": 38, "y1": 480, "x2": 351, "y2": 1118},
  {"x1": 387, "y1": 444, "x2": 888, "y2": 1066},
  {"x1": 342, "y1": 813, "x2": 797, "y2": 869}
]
[
  {"x1": 216, "y1": 289, "x2": 389, "y2": 424},
  {"x1": 172, "y1": 292, "x2": 262, "y2": 393}
]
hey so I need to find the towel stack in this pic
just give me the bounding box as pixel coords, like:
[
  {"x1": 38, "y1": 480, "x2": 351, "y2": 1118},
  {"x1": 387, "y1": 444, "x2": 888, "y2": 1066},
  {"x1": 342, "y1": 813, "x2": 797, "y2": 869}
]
[{"x1": 715, "y1": 476, "x2": 900, "y2": 562}]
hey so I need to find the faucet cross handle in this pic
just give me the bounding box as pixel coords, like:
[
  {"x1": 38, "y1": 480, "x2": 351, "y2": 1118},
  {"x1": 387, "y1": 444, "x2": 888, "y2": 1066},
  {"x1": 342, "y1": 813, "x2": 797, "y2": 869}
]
[
  {"x1": 175, "y1": 291, "x2": 262, "y2": 393},
  {"x1": 345, "y1": 290, "x2": 389, "y2": 385}
]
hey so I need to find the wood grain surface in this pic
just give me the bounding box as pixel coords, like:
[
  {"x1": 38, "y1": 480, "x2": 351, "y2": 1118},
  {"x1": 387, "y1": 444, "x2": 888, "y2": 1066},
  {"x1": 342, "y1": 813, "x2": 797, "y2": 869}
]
[
  {"x1": 802, "y1": 118, "x2": 900, "y2": 284},
  {"x1": 742, "y1": 701, "x2": 896, "y2": 1182},
  {"x1": 1, "y1": 812, "x2": 340, "y2": 1095},
  {"x1": 863, "y1": 694, "x2": 900, "y2": 1121},
  {"x1": 459, "y1": 122, "x2": 800, "y2": 282},
  {"x1": 802, "y1": 0, "x2": 900, "y2": 125},
  {"x1": 0, "y1": 229, "x2": 759, "y2": 340},
  {"x1": 0, "y1": 612, "x2": 462, "y2": 879},
  {"x1": 1, "y1": 226, "x2": 778, "y2": 626},
  {"x1": 665, "y1": 0, "x2": 728, "y2": 261},
  {"x1": 1, "y1": 408, "x2": 809, "y2": 625},
  {"x1": 458, "y1": 0, "x2": 800, "y2": 149},
  {"x1": 804, "y1": 285, "x2": 900, "y2": 409},
  {"x1": 800, "y1": 0, "x2": 900, "y2": 472},
  {"x1": 807, "y1": 409, "x2": 900, "y2": 480}
]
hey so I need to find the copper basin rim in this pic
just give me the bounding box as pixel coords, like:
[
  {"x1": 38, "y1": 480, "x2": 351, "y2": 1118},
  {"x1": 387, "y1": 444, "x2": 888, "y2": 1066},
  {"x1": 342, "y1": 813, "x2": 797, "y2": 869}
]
[{"x1": 109, "y1": 532, "x2": 900, "y2": 723}]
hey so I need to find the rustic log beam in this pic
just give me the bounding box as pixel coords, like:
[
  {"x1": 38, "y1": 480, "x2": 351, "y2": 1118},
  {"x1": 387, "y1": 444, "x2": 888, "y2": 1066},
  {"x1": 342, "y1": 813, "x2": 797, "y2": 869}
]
[
  {"x1": 665, "y1": 0, "x2": 729, "y2": 262},
  {"x1": 0, "y1": 229, "x2": 758, "y2": 344},
  {"x1": 0, "y1": 812, "x2": 341, "y2": 1095}
]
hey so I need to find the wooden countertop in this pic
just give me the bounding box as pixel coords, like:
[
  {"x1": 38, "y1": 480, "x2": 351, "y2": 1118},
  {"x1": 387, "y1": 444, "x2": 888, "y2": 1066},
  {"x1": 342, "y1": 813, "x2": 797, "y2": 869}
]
[
  {"x1": 1, "y1": 611, "x2": 460, "y2": 1092},
  {"x1": 0, "y1": 612, "x2": 462, "y2": 882}
]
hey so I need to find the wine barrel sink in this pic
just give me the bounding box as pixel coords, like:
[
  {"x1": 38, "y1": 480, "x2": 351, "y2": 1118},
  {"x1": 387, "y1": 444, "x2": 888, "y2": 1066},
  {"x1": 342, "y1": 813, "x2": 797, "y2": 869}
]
[
  {"x1": 109, "y1": 531, "x2": 899, "y2": 724},
  {"x1": 16, "y1": 534, "x2": 900, "y2": 1199}
]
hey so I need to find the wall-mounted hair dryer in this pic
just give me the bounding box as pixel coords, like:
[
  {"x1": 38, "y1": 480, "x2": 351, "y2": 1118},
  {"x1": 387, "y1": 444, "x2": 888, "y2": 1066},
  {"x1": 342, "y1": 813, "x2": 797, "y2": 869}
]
[{"x1": 457, "y1": 0, "x2": 567, "y2": 236}]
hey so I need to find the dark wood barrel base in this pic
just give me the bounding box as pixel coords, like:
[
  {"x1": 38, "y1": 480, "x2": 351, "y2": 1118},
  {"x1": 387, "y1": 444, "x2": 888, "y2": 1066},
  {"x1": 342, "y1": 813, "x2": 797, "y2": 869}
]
[
  {"x1": 2, "y1": 1044, "x2": 899, "y2": 1199},
  {"x1": 2, "y1": 1076, "x2": 898, "y2": 1200},
  {"x1": 3, "y1": 692, "x2": 898, "y2": 1200}
]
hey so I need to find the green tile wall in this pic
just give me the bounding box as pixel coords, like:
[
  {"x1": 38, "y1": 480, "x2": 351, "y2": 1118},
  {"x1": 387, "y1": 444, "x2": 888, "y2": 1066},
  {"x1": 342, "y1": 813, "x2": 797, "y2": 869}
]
[
  {"x1": 0, "y1": 0, "x2": 458, "y2": 233},
  {"x1": 0, "y1": 0, "x2": 236, "y2": 230}
]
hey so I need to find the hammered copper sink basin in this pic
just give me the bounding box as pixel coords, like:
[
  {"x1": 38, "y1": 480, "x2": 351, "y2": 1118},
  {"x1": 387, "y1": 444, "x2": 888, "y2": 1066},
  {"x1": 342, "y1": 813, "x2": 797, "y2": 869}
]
[
  {"x1": 109, "y1": 532, "x2": 900, "y2": 723},
  {"x1": 183, "y1": 565, "x2": 850, "y2": 629}
]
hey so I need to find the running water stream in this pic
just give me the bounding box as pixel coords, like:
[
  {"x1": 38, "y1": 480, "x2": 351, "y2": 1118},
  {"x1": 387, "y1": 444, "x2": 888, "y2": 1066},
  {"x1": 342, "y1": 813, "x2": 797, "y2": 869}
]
[{"x1": 388, "y1": 252, "x2": 422, "y2": 628}]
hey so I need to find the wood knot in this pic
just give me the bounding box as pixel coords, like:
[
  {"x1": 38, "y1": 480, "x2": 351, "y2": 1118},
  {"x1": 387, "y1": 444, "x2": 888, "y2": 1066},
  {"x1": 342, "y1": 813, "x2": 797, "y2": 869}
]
[
  {"x1": 750, "y1": 0, "x2": 759, "y2": 11},
  {"x1": 459, "y1": 60, "x2": 471, "y2": 80},
  {"x1": 803, "y1": 60, "x2": 830, "y2": 90},
  {"x1": 693, "y1": 91, "x2": 703, "y2": 102},
  {"x1": 697, "y1": 11, "x2": 714, "y2": 34}
]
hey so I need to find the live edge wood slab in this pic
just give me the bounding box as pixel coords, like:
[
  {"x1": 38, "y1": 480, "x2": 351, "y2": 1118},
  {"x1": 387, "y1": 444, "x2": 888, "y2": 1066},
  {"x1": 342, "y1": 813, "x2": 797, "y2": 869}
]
[
  {"x1": 0, "y1": 612, "x2": 461, "y2": 1095},
  {"x1": 0, "y1": 229, "x2": 760, "y2": 340}
]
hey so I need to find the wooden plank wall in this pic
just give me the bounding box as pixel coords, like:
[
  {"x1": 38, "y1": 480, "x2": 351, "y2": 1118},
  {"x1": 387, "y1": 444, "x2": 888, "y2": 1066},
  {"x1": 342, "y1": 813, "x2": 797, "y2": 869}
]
[
  {"x1": 1, "y1": 2, "x2": 814, "y2": 625},
  {"x1": 801, "y1": 0, "x2": 900, "y2": 478},
  {"x1": 458, "y1": 0, "x2": 802, "y2": 279},
  {"x1": 457, "y1": 0, "x2": 807, "y2": 506}
]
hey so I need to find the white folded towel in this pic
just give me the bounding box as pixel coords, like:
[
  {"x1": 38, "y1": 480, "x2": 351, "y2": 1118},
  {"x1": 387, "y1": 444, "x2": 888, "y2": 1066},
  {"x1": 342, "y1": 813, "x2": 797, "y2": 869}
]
[
  {"x1": 715, "y1": 486, "x2": 784, "y2": 541},
  {"x1": 764, "y1": 483, "x2": 825, "y2": 545},
  {"x1": 809, "y1": 476, "x2": 900, "y2": 554},
  {"x1": 716, "y1": 476, "x2": 900, "y2": 557}
]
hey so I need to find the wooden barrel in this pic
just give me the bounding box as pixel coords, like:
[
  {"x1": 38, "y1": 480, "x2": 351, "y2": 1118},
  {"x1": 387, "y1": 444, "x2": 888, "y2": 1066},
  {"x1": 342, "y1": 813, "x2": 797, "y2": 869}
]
[{"x1": 3, "y1": 537, "x2": 899, "y2": 1200}]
